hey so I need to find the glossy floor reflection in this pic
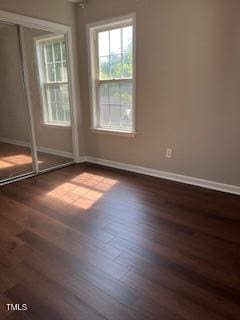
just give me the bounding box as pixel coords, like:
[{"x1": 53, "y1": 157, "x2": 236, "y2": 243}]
[
  {"x1": 0, "y1": 164, "x2": 239, "y2": 320},
  {"x1": 0, "y1": 141, "x2": 71, "y2": 180}
]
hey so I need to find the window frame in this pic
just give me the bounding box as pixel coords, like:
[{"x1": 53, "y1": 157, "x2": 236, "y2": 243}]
[
  {"x1": 35, "y1": 34, "x2": 72, "y2": 128},
  {"x1": 87, "y1": 13, "x2": 136, "y2": 136}
]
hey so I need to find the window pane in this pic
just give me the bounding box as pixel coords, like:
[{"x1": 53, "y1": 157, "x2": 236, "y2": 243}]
[
  {"x1": 121, "y1": 105, "x2": 132, "y2": 128},
  {"x1": 100, "y1": 104, "x2": 110, "y2": 126},
  {"x1": 99, "y1": 83, "x2": 109, "y2": 104},
  {"x1": 65, "y1": 108, "x2": 71, "y2": 122},
  {"x1": 55, "y1": 85, "x2": 62, "y2": 103},
  {"x1": 122, "y1": 26, "x2": 133, "y2": 54},
  {"x1": 46, "y1": 44, "x2": 53, "y2": 62},
  {"x1": 46, "y1": 84, "x2": 70, "y2": 124},
  {"x1": 98, "y1": 80, "x2": 133, "y2": 130},
  {"x1": 110, "y1": 54, "x2": 122, "y2": 78},
  {"x1": 62, "y1": 62, "x2": 68, "y2": 82},
  {"x1": 61, "y1": 84, "x2": 70, "y2": 104},
  {"x1": 98, "y1": 31, "x2": 109, "y2": 57},
  {"x1": 57, "y1": 103, "x2": 65, "y2": 122},
  {"x1": 122, "y1": 54, "x2": 132, "y2": 78},
  {"x1": 54, "y1": 42, "x2": 61, "y2": 61},
  {"x1": 50, "y1": 103, "x2": 58, "y2": 121},
  {"x1": 99, "y1": 56, "x2": 110, "y2": 80},
  {"x1": 120, "y1": 81, "x2": 132, "y2": 105},
  {"x1": 110, "y1": 105, "x2": 121, "y2": 126},
  {"x1": 55, "y1": 63, "x2": 62, "y2": 81},
  {"x1": 55, "y1": 84, "x2": 70, "y2": 104},
  {"x1": 46, "y1": 86, "x2": 56, "y2": 103},
  {"x1": 47, "y1": 64, "x2": 55, "y2": 82},
  {"x1": 110, "y1": 28, "x2": 121, "y2": 55},
  {"x1": 109, "y1": 82, "x2": 120, "y2": 105}
]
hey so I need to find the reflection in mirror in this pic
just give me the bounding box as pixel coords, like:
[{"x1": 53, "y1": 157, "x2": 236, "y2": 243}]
[
  {"x1": 0, "y1": 23, "x2": 34, "y2": 181},
  {"x1": 22, "y1": 27, "x2": 74, "y2": 171}
]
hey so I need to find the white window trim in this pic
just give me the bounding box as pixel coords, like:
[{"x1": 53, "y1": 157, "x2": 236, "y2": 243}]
[
  {"x1": 35, "y1": 34, "x2": 72, "y2": 127},
  {"x1": 87, "y1": 13, "x2": 136, "y2": 136}
]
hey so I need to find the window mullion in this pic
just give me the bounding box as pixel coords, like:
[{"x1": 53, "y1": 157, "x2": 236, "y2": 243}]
[
  {"x1": 46, "y1": 84, "x2": 53, "y2": 122},
  {"x1": 119, "y1": 81, "x2": 122, "y2": 128},
  {"x1": 52, "y1": 43, "x2": 57, "y2": 83},
  {"x1": 95, "y1": 31, "x2": 100, "y2": 81},
  {"x1": 96, "y1": 78, "x2": 132, "y2": 84},
  {"x1": 107, "y1": 80, "x2": 110, "y2": 127},
  {"x1": 95, "y1": 31, "x2": 101, "y2": 127},
  {"x1": 60, "y1": 42, "x2": 67, "y2": 123},
  {"x1": 108, "y1": 30, "x2": 111, "y2": 79},
  {"x1": 108, "y1": 28, "x2": 111, "y2": 128},
  {"x1": 43, "y1": 45, "x2": 50, "y2": 123},
  {"x1": 52, "y1": 85, "x2": 58, "y2": 122},
  {"x1": 60, "y1": 40, "x2": 64, "y2": 81},
  {"x1": 43, "y1": 45, "x2": 49, "y2": 83},
  {"x1": 121, "y1": 28, "x2": 123, "y2": 79}
]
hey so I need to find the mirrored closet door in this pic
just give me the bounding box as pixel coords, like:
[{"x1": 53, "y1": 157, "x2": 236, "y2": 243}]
[
  {"x1": 22, "y1": 27, "x2": 74, "y2": 173},
  {"x1": 0, "y1": 23, "x2": 34, "y2": 182},
  {"x1": 0, "y1": 13, "x2": 78, "y2": 186}
]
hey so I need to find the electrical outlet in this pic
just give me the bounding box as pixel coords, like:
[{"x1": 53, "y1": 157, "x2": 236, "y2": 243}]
[{"x1": 166, "y1": 148, "x2": 173, "y2": 159}]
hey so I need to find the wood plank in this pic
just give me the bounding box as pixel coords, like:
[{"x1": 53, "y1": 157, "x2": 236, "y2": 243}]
[
  {"x1": 0, "y1": 163, "x2": 239, "y2": 320},
  {"x1": 116, "y1": 252, "x2": 240, "y2": 320}
]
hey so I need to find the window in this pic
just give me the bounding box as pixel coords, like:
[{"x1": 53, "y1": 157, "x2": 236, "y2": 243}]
[
  {"x1": 36, "y1": 35, "x2": 71, "y2": 126},
  {"x1": 88, "y1": 15, "x2": 136, "y2": 134}
]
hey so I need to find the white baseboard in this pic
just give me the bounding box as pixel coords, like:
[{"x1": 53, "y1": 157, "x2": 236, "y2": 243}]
[
  {"x1": 84, "y1": 156, "x2": 240, "y2": 196},
  {"x1": 0, "y1": 137, "x2": 29, "y2": 148},
  {"x1": 1, "y1": 136, "x2": 239, "y2": 195},
  {"x1": 37, "y1": 146, "x2": 73, "y2": 159},
  {"x1": 0, "y1": 137, "x2": 73, "y2": 159},
  {"x1": 78, "y1": 156, "x2": 88, "y2": 163}
]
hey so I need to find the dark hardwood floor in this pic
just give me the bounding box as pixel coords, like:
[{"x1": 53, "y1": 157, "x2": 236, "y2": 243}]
[{"x1": 0, "y1": 163, "x2": 240, "y2": 320}]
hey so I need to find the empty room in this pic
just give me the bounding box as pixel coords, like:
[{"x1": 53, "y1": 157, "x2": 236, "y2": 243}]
[{"x1": 0, "y1": 0, "x2": 239, "y2": 319}]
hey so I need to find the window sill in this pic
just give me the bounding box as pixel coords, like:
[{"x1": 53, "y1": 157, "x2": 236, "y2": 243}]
[
  {"x1": 90, "y1": 127, "x2": 136, "y2": 137},
  {"x1": 41, "y1": 122, "x2": 72, "y2": 129}
]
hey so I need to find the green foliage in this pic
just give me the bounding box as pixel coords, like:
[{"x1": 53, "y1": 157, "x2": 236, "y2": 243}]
[
  {"x1": 100, "y1": 44, "x2": 133, "y2": 80},
  {"x1": 99, "y1": 43, "x2": 133, "y2": 107}
]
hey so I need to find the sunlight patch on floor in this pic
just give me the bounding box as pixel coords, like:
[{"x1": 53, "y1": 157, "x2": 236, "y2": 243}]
[
  {"x1": 0, "y1": 155, "x2": 44, "y2": 171},
  {"x1": 0, "y1": 159, "x2": 14, "y2": 169},
  {"x1": 47, "y1": 172, "x2": 118, "y2": 210},
  {"x1": 2, "y1": 155, "x2": 33, "y2": 165}
]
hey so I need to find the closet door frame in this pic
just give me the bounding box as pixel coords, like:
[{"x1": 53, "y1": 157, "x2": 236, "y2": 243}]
[{"x1": 0, "y1": 10, "x2": 80, "y2": 184}]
